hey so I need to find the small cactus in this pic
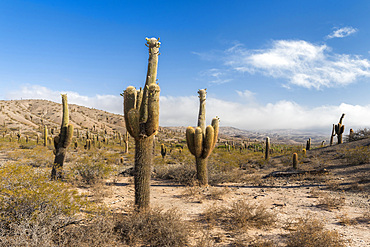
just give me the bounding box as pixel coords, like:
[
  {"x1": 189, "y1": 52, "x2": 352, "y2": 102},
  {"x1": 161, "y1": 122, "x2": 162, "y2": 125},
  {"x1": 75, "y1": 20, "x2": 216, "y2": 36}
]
[
  {"x1": 306, "y1": 138, "x2": 311, "y2": 151},
  {"x1": 51, "y1": 94, "x2": 74, "y2": 180},
  {"x1": 186, "y1": 89, "x2": 219, "y2": 186},
  {"x1": 293, "y1": 153, "x2": 298, "y2": 169},
  {"x1": 160, "y1": 143, "x2": 167, "y2": 159}
]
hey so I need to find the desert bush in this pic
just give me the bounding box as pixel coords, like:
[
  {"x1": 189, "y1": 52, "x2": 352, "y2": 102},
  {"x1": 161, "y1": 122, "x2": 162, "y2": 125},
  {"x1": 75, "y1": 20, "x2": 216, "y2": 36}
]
[
  {"x1": 114, "y1": 207, "x2": 191, "y2": 246},
  {"x1": 154, "y1": 162, "x2": 197, "y2": 186},
  {"x1": 69, "y1": 161, "x2": 114, "y2": 185},
  {"x1": 317, "y1": 192, "x2": 345, "y2": 210},
  {"x1": 203, "y1": 200, "x2": 276, "y2": 231},
  {"x1": 286, "y1": 216, "x2": 346, "y2": 247},
  {"x1": 55, "y1": 214, "x2": 119, "y2": 247},
  {"x1": 0, "y1": 163, "x2": 85, "y2": 227},
  {"x1": 345, "y1": 146, "x2": 370, "y2": 165},
  {"x1": 346, "y1": 128, "x2": 370, "y2": 142},
  {"x1": 0, "y1": 163, "x2": 88, "y2": 246}
]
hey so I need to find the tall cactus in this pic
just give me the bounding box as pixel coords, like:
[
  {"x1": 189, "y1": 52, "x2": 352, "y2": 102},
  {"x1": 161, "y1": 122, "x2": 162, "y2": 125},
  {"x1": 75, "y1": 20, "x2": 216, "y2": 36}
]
[
  {"x1": 44, "y1": 125, "x2": 48, "y2": 146},
  {"x1": 186, "y1": 89, "x2": 219, "y2": 186},
  {"x1": 122, "y1": 37, "x2": 161, "y2": 210},
  {"x1": 51, "y1": 94, "x2": 74, "y2": 180},
  {"x1": 335, "y1": 113, "x2": 345, "y2": 144},
  {"x1": 265, "y1": 137, "x2": 270, "y2": 160}
]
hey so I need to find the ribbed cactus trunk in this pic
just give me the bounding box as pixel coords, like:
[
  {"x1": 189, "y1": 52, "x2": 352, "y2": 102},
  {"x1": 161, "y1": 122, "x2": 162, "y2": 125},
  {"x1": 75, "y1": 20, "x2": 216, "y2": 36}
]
[
  {"x1": 134, "y1": 137, "x2": 153, "y2": 208},
  {"x1": 123, "y1": 37, "x2": 161, "y2": 211},
  {"x1": 196, "y1": 157, "x2": 208, "y2": 185},
  {"x1": 51, "y1": 94, "x2": 74, "y2": 180}
]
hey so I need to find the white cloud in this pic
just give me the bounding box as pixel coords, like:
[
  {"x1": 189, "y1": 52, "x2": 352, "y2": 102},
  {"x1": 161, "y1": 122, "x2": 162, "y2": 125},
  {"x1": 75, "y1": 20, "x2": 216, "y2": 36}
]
[
  {"x1": 6, "y1": 85, "x2": 123, "y2": 114},
  {"x1": 6, "y1": 85, "x2": 370, "y2": 131},
  {"x1": 326, "y1": 27, "x2": 358, "y2": 39},
  {"x1": 199, "y1": 68, "x2": 232, "y2": 84},
  {"x1": 225, "y1": 40, "x2": 370, "y2": 89}
]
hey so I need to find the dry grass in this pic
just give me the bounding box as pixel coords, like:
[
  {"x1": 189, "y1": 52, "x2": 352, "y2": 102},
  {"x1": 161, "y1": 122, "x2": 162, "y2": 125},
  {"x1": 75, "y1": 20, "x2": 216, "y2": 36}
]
[
  {"x1": 181, "y1": 186, "x2": 231, "y2": 202},
  {"x1": 114, "y1": 207, "x2": 191, "y2": 247},
  {"x1": 316, "y1": 192, "x2": 345, "y2": 211},
  {"x1": 286, "y1": 216, "x2": 346, "y2": 247},
  {"x1": 203, "y1": 200, "x2": 276, "y2": 231}
]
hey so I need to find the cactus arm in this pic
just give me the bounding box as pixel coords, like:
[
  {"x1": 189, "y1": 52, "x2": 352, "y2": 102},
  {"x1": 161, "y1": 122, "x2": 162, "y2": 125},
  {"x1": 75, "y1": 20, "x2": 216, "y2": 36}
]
[
  {"x1": 211, "y1": 117, "x2": 219, "y2": 149},
  {"x1": 202, "y1": 125, "x2": 214, "y2": 159},
  {"x1": 126, "y1": 109, "x2": 140, "y2": 139},
  {"x1": 339, "y1": 113, "x2": 345, "y2": 124},
  {"x1": 136, "y1": 87, "x2": 143, "y2": 110},
  {"x1": 186, "y1": 126, "x2": 196, "y2": 155},
  {"x1": 194, "y1": 127, "x2": 203, "y2": 158},
  {"x1": 124, "y1": 86, "x2": 137, "y2": 122},
  {"x1": 197, "y1": 89, "x2": 207, "y2": 136},
  {"x1": 61, "y1": 94, "x2": 69, "y2": 128},
  {"x1": 145, "y1": 84, "x2": 160, "y2": 136}
]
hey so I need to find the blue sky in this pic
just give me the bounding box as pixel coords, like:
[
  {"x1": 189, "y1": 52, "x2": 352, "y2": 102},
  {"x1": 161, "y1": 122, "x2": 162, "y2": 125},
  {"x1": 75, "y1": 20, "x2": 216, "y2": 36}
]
[{"x1": 1, "y1": 0, "x2": 370, "y2": 131}]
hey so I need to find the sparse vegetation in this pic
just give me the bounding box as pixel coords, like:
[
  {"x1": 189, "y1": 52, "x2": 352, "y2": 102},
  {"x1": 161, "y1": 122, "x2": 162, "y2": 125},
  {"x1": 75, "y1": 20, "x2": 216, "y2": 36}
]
[{"x1": 286, "y1": 216, "x2": 346, "y2": 247}]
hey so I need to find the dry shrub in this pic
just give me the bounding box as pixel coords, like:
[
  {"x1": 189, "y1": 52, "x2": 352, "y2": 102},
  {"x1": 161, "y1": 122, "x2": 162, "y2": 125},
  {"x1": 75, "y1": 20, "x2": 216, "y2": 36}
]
[
  {"x1": 114, "y1": 207, "x2": 191, "y2": 246},
  {"x1": 317, "y1": 193, "x2": 345, "y2": 211},
  {"x1": 203, "y1": 200, "x2": 276, "y2": 231},
  {"x1": 181, "y1": 186, "x2": 230, "y2": 202},
  {"x1": 68, "y1": 161, "x2": 113, "y2": 186},
  {"x1": 154, "y1": 163, "x2": 197, "y2": 186},
  {"x1": 55, "y1": 214, "x2": 119, "y2": 247},
  {"x1": 286, "y1": 216, "x2": 346, "y2": 247}
]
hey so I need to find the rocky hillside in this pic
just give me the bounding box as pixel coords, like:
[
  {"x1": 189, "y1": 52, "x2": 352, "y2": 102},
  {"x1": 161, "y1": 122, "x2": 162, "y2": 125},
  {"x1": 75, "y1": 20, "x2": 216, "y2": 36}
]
[{"x1": 0, "y1": 99, "x2": 328, "y2": 144}]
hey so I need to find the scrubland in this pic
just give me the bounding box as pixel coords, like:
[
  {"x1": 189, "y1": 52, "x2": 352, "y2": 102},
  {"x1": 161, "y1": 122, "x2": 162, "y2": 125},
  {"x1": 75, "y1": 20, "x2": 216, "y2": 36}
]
[{"x1": 0, "y1": 121, "x2": 369, "y2": 246}]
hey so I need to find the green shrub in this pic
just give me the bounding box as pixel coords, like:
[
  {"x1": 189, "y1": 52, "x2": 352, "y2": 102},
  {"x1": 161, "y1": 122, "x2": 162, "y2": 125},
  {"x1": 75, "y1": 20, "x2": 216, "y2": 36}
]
[
  {"x1": 69, "y1": 162, "x2": 113, "y2": 185},
  {"x1": 0, "y1": 163, "x2": 85, "y2": 229}
]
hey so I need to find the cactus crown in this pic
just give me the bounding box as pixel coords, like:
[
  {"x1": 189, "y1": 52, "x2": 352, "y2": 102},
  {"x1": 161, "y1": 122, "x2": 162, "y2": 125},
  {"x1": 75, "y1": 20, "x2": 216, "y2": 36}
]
[{"x1": 123, "y1": 38, "x2": 161, "y2": 140}]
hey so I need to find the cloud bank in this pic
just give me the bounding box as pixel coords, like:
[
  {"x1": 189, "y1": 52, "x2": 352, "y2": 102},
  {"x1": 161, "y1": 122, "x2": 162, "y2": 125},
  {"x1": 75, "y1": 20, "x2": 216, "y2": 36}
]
[
  {"x1": 5, "y1": 85, "x2": 370, "y2": 132},
  {"x1": 225, "y1": 40, "x2": 370, "y2": 89}
]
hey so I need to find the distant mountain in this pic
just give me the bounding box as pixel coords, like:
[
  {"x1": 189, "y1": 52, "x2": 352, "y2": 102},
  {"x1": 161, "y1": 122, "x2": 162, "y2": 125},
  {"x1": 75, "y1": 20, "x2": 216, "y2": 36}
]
[{"x1": 0, "y1": 99, "x2": 329, "y2": 145}]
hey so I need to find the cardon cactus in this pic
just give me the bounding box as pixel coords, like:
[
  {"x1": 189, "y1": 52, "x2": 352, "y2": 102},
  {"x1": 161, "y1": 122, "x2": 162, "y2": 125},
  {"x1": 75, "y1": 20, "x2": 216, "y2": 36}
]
[
  {"x1": 306, "y1": 138, "x2": 311, "y2": 151},
  {"x1": 265, "y1": 137, "x2": 270, "y2": 160},
  {"x1": 122, "y1": 37, "x2": 161, "y2": 210},
  {"x1": 293, "y1": 153, "x2": 298, "y2": 169},
  {"x1": 51, "y1": 94, "x2": 74, "y2": 180},
  {"x1": 160, "y1": 143, "x2": 167, "y2": 159},
  {"x1": 335, "y1": 113, "x2": 345, "y2": 144},
  {"x1": 44, "y1": 125, "x2": 48, "y2": 146},
  {"x1": 186, "y1": 89, "x2": 219, "y2": 186}
]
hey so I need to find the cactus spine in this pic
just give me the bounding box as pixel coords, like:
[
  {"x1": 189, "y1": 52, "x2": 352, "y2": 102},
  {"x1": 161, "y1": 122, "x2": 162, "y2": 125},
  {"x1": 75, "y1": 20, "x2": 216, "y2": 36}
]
[
  {"x1": 51, "y1": 94, "x2": 74, "y2": 180},
  {"x1": 265, "y1": 137, "x2": 270, "y2": 160},
  {"x1": 186, "y1": 89, "x2": 219, "y2": 186},
  {"x1": 335, "y1": 113, "x2": 345, "y2": 144},
  {"x1": 123, "y1": 37, "x2": 161, "y2": 210}
]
